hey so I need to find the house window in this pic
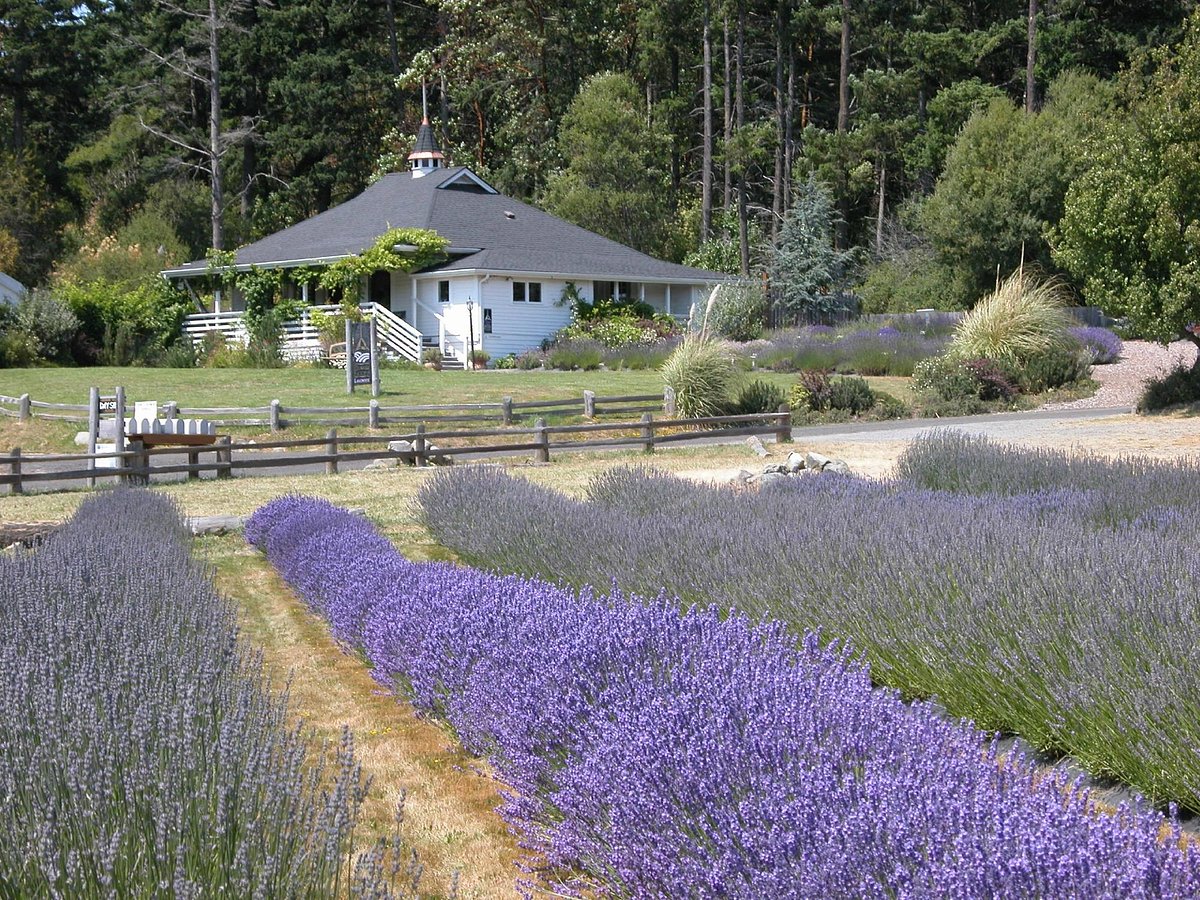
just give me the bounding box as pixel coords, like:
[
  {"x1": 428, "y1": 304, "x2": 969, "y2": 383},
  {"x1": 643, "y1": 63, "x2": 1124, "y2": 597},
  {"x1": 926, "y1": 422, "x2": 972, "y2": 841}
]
[
  {"x1": 438, "y1": 280, "x2": 450, "y2": 303},
  {"x1": 369, "y1": 270, "x2": 391, "y2": 305},
  {"x1": 617, "y1": 281, "x2": 632, "y2": 303},
  {"x1": 513, "y1": 281, "x2": 541, "y2": 302}
]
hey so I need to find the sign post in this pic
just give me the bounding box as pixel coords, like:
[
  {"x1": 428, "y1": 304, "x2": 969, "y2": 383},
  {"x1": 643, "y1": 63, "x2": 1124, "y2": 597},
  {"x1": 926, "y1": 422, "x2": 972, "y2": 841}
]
[
  {"x1": 347, "y1": 320, "x2": 374, "y2": 394},
  {"x1": 87, "y1": 387, "x2": 99, "y2": 488}
]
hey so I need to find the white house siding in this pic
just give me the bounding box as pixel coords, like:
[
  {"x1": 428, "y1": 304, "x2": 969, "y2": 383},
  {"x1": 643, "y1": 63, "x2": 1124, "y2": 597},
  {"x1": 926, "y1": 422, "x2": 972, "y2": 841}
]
[{"x1": 474, "y1": 275, "x2": 578, "y2": 357}]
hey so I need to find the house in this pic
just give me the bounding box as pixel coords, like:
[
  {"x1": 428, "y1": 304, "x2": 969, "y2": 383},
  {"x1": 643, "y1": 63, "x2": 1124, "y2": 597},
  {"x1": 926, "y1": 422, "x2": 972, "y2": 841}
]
[
  {"x1": 0, "y1": 272, "x2": 26, "y2": 306},
  {"x1": 163, "y1": 119, "x2": 725, "y2": 365}
]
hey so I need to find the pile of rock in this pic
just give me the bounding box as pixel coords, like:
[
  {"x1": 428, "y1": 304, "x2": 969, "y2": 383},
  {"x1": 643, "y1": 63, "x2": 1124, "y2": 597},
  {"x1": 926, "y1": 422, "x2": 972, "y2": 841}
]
[
  {"x1": 742, "y1": 450, "x2": 850, "y2": 486},
  {"x1": 363, "y1": 439, "x2": 453, "y2": 469}
]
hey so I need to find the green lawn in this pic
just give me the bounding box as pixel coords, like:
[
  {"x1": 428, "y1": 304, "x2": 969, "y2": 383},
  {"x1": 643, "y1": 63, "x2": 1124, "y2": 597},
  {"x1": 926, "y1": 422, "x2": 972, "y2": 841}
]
[{"x1": 0, "y1": 365, "x2": 915, "y2": 410}]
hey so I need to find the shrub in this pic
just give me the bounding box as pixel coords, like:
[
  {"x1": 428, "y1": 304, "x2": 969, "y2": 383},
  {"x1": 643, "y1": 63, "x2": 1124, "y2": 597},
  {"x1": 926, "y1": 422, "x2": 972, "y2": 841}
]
[
  {"x1": 494, "y1": 353, "x2": 517, "y2": 369},
  {"x1": 563, "y1": 313, "x2": 653, "y2": 348},
  {"x1": 0, "y1": 329, "x2": 38, "y2": 367},
  {"x1": 548, "y1": 339, "x2": 603, "y2": 371},
  {"x1": 912, "y1": 355, "x2": 981, "y2": 402},
  {"x1": 828, "y1": 375, "x2": 875, "y2": 414},
  {"x1": 870, "y1": 390, "x2": 912, "y2": 420},
  {"x1": 660, "y1": 335, "x2": 740, "y2": 418},
  {"x1": 516, "y1": 350, "x2": 545, "y2": 370},
  {"x1": 726, "y1": 379, "x2": 785, "y2": 416},
  {"x1": 962, "y1": 357, "x2": 1020, "y2": 401},
  {"x1": 421, "y1": 347, "x2": 443, "y2": 368},
  {"x1": 603, "y1": 341, "x2": 677, "y2": 370},
  {"x1": 14, "y1": 289, "x2": 78, "y2": 361},
  {"x1": 950, "y1": 272, "x2": 1074, "y2": 362},
  {"x1": 708, "y1": 280, "x2": 766, "y2": 342},
  {"x1": 1139, "y1": 363, "x2": 1200, "y2": 412},
  {"x1": 1018, "y1": 344, "x2": 1091, "y2": 393},
  {"x1": 1070, "y1": 325, "x2": 1123, "y2": 364},
  {"x1": 789, "y1": 369, "x2": 833, "y2": 412}
]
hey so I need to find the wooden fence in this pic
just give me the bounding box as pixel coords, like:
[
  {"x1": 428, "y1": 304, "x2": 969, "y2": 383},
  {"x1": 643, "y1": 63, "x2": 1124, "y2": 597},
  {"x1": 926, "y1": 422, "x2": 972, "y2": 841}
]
[
  {"x1": 0, "y1": 409, "x2": 791, "y2": 495},
  {"x1": 0, "y1": 389, "x2": 671, "y2": 431}
]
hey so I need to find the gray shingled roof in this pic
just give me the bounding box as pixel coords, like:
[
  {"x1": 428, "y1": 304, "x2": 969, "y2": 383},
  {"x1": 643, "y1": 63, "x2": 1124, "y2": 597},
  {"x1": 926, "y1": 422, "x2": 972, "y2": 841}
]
[{"x1": 164, "y1": 167, "x2": 724, "y2": 283}]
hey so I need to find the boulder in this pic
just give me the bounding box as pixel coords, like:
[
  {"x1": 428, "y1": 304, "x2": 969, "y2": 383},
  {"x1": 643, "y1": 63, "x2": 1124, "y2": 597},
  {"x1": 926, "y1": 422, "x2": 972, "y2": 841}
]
[
  {"x1": 804, "y1": 451, "x2": 832, "y2": 471},
  {"x1": 757, "y1": 471, "x2": 788, "y2": 486},
  {"x1": 364, "y1": 457, "x2": 398, "y2": 470},
  {"x1": 763, "y1": 462, "x2": 788, "y2": 475},
  {"x1": 745, "y1": 435, "x2": 770, "y2": 458},
  {"x1": 387, "y1": 439, "x2": 413, "y2": 454},
  {"x1": 825, "y1": 460, "x2": 850, "y2": 475},
  {"x1": 786, "y1": 451, "x2": 806, "y2": 473}
]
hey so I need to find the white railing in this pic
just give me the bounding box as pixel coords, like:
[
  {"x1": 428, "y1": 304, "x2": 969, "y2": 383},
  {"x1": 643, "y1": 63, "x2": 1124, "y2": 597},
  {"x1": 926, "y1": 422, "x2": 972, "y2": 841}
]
[{"x1": 182, "y1": 302, "x2": 424, "y2": 364}]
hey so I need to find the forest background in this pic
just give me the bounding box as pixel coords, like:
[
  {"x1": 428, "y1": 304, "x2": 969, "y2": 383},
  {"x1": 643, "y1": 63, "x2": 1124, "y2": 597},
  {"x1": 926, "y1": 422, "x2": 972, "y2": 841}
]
[{"x1": 3, "y1": 0, "x2": 1199, "y2": 348}]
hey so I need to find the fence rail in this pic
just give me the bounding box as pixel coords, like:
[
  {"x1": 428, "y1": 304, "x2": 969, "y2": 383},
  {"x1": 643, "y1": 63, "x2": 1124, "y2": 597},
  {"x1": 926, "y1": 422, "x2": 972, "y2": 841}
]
[
  {"x1": 0, "y1": 408, "x2": 791, "y2": 495},
  {"x1": 0, "y1": 389, "x2": 670, "y2": 430}
]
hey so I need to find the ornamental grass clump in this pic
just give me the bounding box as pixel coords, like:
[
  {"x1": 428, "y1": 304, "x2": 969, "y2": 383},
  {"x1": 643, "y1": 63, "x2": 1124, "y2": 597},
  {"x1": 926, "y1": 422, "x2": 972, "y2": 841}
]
[
  {"x1": 0, "y1": 489, "x2": 417, "y2": 898},
  {"x1": 659, "y1": 333, "x2": 740, "y2": 418},
  {"x1": 950, "y1": 271, "x2": 1075, "y2": 362},
  {"x1": 250, "y1": 495, "x2": 1200, "y2": 898},
  {"x1": 418, "y1": 459, "x2": 1200, "y2": 814}
]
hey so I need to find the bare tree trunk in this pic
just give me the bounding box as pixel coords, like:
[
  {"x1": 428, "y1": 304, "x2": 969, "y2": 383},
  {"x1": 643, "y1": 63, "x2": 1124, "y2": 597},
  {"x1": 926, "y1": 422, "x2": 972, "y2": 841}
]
[
  {"x1": 208, "y1": 0, "x2": 224, "y2": 250},
  {"x1": 701, "y1": 0, "x2": 713, "y2": 241},
  {"x1": 1026, "y1": 0, "x2": 1038, "y2": 113},
  {"x1": 772, "y1": 1, "x2": 786, "y2": 240},
  {"x1": 385, "y1": 0, "x2": 402, "y2": 115},
  {"x1": 736, "y1": 0, "x2": 749, "y2": 275},
  {"x1": 785, "y1": 42, "x2": 795, "y2": 207},
  {"x1": 835, "y1": 0, "x2": 850, "y2": 250},
  {"x1": 875, "y1": 156, "x2": 886, "y2": 254},
  {"x1": 723, "y1": 14, "x2": 732, "y2": 211}
]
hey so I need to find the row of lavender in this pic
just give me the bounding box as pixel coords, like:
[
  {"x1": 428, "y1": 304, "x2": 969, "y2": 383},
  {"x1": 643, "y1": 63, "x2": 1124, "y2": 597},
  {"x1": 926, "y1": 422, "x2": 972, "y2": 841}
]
[
  {"x1": 249, "y1": 495, "x2": 1200, "y2": 898},
  {"x1": 418, "y1": 442, "x2": 1200, "y2": 813},
  {"x1": 0, "y1": 490, "x2": 414, "y2": 897}
]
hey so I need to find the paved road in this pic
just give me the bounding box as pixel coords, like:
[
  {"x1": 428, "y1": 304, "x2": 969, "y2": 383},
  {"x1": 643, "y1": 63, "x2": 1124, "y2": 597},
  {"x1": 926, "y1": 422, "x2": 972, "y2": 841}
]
[{"x1": 7, "y1": 405, "x2": 1137, "y2": 495}]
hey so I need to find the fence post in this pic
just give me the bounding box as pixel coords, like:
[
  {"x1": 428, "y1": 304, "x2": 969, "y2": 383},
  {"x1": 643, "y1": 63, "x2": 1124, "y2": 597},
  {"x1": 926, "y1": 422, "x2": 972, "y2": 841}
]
[
  {"x1": 368, "y1": 399, "x2": 379, "y2": 429},
  {"x1": 776, "y1": 403, "x2": 792, "y2": 444},
  {"x1": 87, "y1": 387, "x2": 99, "y2": 489},
  {"x1": 128, "y1": 439, "x2": 148, "y2": 486},
  {"x1": 17, "y1": 393, "x2": 30, "y2": 422},
  {"x1": 114, "y1": 386, "x2": 126, "y2": 470},
  {"x1": 9, "y1": 447, "x2": 21, "y2": 495},
  {"x1": 217, "y1": 435, "x2": 232, "y2": 479},
  {"x1": 325, "y1": 429, "x2": 338, "y2": 475},
  {"x1": 269, "y1": 399, "x2": 281, "y2": 433},
  {"x1": 663, "y1": 386, "x2": 676, "y2": 417},
  {"x1": 187, "y1": 448, "x2": 200, "y2": 481},
  {"x1": 369, "y1": 316, "x2": 381, "y2": 398},
  {"x1": 640, "y1": 412, "x2": 655, "y2": 454},
  {"x1": 583, "y1": 390, "x2": 596, "y2": 419},
  {"x1": 413, "y1": 424, "x2": 427, "y2": 467},
  {"x1": 534, "y1": 417, "x2": 550, "y2": 463},
  {"x1": 501, "y1": 396, "x2": 513, "y2": 426}
]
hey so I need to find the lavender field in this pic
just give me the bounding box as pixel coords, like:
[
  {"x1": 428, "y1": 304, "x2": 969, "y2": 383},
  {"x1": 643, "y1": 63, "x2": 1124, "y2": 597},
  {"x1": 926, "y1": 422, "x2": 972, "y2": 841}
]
[
  {"x1": 250, "y1": 495, "x2": 1200, "y2": 898},
  {"x1": 0, "y1": 490, "x2": 415, "y2": 897},
  {"x1": 418, "y1": 438, "x2": 1200, "y2": 815}
]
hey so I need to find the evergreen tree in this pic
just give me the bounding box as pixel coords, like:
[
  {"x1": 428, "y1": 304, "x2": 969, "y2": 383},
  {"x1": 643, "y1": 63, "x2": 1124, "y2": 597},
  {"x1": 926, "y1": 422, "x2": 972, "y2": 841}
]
[{"x1": 769, "y1": 176, "x2": 857, "y2": 321}]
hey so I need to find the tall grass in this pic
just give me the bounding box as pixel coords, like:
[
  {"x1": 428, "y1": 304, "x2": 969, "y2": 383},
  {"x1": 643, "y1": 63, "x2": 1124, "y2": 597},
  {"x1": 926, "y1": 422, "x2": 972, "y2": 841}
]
[
  {"x1": 659, "y1": 335, "x2": 740, "y2": 417},
  {"x1": 951, "y1": 272, "x2": 1075, "y2": 361}
]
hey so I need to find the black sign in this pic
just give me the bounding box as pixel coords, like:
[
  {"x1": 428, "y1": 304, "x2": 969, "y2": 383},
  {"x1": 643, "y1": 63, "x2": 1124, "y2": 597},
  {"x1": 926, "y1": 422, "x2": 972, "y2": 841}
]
[
  {"x1": 349, "y1": 321, "x2": 373, "y2": 386},
  {"x1": 99, "y1": 396, "x2": 118, "y2": 414},
  {"x1": 483, "y1": 308, "x2": 493, "y2": 334}
]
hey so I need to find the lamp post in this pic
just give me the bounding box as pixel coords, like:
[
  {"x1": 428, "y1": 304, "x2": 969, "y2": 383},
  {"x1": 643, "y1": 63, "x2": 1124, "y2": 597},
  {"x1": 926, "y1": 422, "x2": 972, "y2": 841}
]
[{"x1": 466, "y1": 299, "x2": 476, "y2": 370}]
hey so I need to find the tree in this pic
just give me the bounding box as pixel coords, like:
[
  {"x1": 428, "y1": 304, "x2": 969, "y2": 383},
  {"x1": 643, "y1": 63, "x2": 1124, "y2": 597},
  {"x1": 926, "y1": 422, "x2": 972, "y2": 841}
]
[
  {"x1": 769, "y1": 176, "x2": 856, "y2": 320},
  {"x1": 918, "y1": 71, "x2": 1113, "y2": 306},
  {"x1": 1054, "y1": 14, "x2": 1200, "y2": 357},
  {"x1": 543, "y1": 73, "x2": 671, "y2": 255}
]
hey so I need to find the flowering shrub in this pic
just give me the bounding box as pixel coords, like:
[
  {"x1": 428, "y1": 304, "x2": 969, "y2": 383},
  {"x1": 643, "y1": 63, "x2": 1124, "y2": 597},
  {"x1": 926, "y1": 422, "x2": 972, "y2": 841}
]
[
  {"x1": 252, "y1": 495, "x2": 1200, "y2": 898},
  {"x1": 755, "y1": 325, "x2": 948, "y2": 376},
  {"x1": 0, "y1": 490, "x2": 415, "y2": 896},
  {"x1": 1070, "y1": 325, "x2": 1124, "y2": 364},
  {"x1": 420, "y1": 461, "x2": 1200, "y2": 814}
]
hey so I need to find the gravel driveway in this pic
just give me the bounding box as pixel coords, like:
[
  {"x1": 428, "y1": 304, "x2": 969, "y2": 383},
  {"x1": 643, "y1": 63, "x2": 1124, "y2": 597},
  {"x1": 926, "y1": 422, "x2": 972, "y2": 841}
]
[{"x1": 1043, "y1": 339, "x2": 1197, "y2": 410}]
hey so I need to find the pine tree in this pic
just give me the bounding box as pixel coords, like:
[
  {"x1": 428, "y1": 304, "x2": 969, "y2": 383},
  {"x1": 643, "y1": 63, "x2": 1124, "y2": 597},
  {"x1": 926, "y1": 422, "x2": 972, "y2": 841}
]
[{"x1": 769, "y1": 176, "x2": 856, "y2": 321}]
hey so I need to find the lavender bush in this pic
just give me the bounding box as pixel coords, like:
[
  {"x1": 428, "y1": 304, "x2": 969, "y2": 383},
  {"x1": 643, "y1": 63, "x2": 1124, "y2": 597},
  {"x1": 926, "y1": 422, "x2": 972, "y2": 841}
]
[
  {"x1": 753, "y1": 325, "x2": 948, "y2": 376},
  {"x1": 250, "y1": 495, "x2": 1200, "y2": 898},
  {"x1": 1070, "y1": 325, "x2": 1124, "y2": 364},
  {"x1": 419, "y1": 461, "x2": 1200, "y2": 812},
  {"x1": 0, "y1": 489, "x2": 417, "y2": 897}
]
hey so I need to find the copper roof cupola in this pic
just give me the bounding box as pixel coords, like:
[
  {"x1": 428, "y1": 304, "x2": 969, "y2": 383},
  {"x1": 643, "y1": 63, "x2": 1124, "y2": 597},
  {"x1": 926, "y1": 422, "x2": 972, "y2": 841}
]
[{"x1": 407, "y1": 87, "x2": 445, "y2": 178}]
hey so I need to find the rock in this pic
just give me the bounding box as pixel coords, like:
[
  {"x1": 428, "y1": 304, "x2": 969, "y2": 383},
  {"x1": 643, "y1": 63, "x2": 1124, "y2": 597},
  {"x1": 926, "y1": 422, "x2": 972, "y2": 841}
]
[
  {"x1": 786, "y1": 451, "x2": 806, "y2": 473},
  {"x1": 734, "y1": 469, "x2": 755, "y2": 483},
  {"x1": 804, "y1": 451, "x2": 832, "y2": 471},
  {"x1": 757, "y1": 471, "x2": 788, "y2": 485},
  {"x1": 427, "y1": 444, "x2": 453, "y2": 466},
  {"x1": 364, "y1": 457, "x2": 398, "y2": 470},
  {"x1": 187, "y1": 514, "x2": 244, "y2": 536},
  {"x1": 825, "y1": 460, "x2": 850, "y2": 475},
  {"x1": 74, "y1": 431, "x2": 90, "y2": 446},
  {"x1": 745, "y1": 435, "x2": 770, "y2": 458},
  {"x1": 763, "y1": 462, "x2": 788, "y2": 475},
  {"x1": 387, "y1": 439, "x2": 413, "y2": 454}
]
